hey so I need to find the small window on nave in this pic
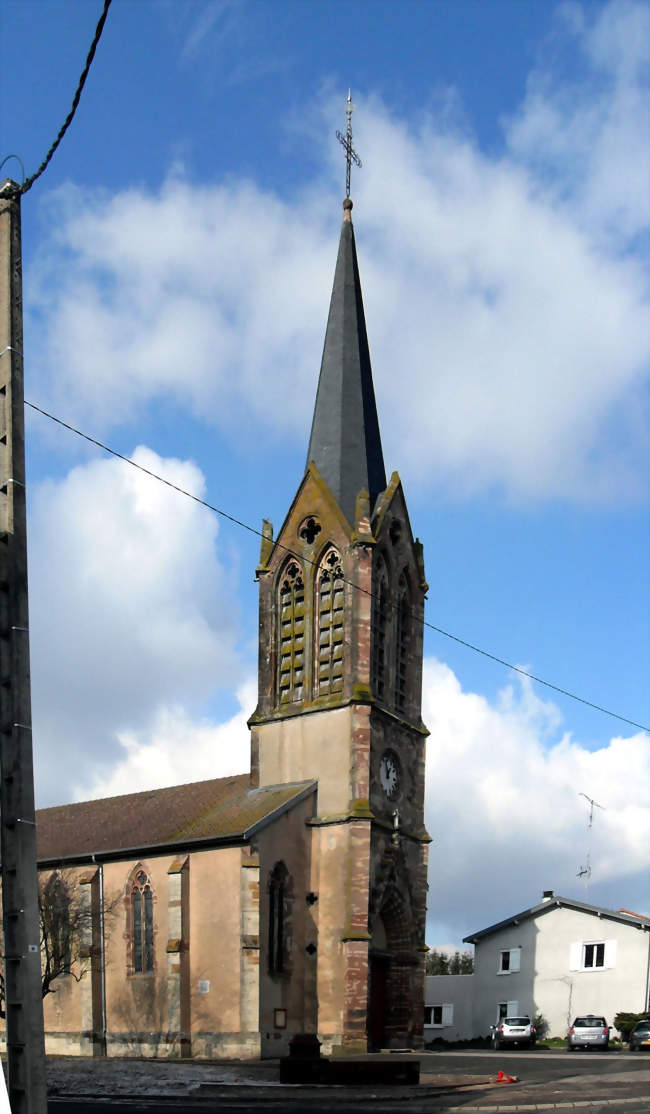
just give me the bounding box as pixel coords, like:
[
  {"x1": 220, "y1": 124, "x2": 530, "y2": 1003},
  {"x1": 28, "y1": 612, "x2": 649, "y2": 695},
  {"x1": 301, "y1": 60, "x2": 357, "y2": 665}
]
[
  {"x1": 277, "y1": 560, "x2": 306, "y2": 705},
  {"x1": 395, "y1": 571, "x2": 410, "y2": 714},
  {"x1": 315, "y1": 547, "x2": 344, "y2": 697},
  {"x1": 129, "y1": 868, "x2": 154, "y2": 974}
]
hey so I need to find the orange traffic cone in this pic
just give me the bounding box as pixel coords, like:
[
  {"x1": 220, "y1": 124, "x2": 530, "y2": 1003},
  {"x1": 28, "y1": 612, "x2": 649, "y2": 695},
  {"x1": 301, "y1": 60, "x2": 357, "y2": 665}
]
[{"x1": 494, "y1": 1069, "x2": 517, "y2": 1083}]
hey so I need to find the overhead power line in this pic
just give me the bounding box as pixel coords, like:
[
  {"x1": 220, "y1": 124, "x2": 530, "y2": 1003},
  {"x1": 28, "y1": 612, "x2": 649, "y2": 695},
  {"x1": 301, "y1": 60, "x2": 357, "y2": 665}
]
[
  {"x1": 20, "y1": 0, "x2": 113, "y2": 195},
  {"x1": 24, "y1": 399, "x2": 649, "y2": 735}
]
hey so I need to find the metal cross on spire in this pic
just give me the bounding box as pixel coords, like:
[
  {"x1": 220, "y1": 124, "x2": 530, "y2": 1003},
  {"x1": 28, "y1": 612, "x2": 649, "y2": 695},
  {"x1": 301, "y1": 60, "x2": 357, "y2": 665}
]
[{"x1": 337, "y1": 90, "x2": 362, "y2": 199}]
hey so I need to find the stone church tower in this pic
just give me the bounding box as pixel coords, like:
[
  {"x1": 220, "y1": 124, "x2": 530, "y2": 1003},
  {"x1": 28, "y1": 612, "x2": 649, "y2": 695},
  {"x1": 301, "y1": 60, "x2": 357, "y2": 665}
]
[{"x1": 249, "y1": 197, "x2": 430, "y2": 1053}]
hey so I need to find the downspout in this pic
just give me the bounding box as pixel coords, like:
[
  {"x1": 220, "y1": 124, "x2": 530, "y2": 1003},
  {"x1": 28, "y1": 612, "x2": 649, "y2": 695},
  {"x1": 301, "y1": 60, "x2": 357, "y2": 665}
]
[
  {"x1": 92, "y1": 855, "x2": 107, "y2": 1054},
  {"x1": 644, "y1": 927, "x2": 650, "y2": 1013}
]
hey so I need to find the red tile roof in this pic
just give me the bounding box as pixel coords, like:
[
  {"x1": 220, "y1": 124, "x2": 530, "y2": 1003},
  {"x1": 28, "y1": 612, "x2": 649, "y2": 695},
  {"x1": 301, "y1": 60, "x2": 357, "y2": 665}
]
[{"x1": 36, "y1": 775, "x2": 316, "y2": 863}]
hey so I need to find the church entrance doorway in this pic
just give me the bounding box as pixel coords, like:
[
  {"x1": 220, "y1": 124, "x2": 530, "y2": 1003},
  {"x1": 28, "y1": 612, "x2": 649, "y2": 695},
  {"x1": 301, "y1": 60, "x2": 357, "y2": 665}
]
[{"x1": 368, "y1": 953, "x2": 389, "y2": 1051}]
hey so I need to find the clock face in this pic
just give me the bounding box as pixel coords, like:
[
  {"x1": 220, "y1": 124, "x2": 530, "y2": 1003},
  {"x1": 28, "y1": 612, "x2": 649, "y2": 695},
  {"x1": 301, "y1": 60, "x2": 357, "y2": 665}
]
[{"x1": 379, "y1": 750, "x2": 401, "y2": 801}]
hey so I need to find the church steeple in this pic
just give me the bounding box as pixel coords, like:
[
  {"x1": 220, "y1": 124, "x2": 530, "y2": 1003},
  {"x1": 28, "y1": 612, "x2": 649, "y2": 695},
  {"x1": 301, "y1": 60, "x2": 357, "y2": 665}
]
[
  {"x1": 250, "y1": 158, "x2": 429, "y2": 1057},
  {"x1": 306, "y1": 199, "x2": 387, "y2": 525}
]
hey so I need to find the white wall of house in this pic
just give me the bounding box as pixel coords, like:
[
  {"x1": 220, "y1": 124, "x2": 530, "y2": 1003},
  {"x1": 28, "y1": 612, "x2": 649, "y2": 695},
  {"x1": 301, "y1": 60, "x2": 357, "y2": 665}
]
[
  {"x1": 471, "y1": 903, "x2": 650, "y2": 1039},
  {"x1": 472, "y1": 919, "x2": 539, "y2": 1037},
  {"x1": 424, "y1": 974, "x2": 474, "y2": 1042}
]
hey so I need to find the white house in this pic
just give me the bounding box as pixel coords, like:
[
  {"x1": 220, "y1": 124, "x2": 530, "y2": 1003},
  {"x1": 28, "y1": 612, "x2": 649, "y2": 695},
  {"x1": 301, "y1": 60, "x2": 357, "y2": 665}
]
[
  {"x1": 423, "y1": 974, "x2": 474, "y2": 1043},
  {"x1": 425, "y1": 892, "x2": 650, "y2": 1042}
]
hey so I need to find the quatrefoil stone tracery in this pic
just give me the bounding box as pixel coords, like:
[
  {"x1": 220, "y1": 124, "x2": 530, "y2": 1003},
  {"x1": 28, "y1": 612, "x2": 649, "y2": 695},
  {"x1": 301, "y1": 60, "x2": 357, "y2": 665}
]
[{"x1": 299, "y1": 517, "x2": 322, "y2": 545}]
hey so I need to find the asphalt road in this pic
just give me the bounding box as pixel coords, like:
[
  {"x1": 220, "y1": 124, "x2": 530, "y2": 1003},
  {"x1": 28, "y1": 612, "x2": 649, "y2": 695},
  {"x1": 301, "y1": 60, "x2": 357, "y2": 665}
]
[{"x1": 47, "y1": 1047, "x2": 650, "y2": 1113}]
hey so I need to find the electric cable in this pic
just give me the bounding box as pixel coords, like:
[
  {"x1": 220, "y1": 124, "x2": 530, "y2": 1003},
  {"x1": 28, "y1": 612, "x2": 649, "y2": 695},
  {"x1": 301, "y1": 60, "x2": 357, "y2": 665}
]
[
  {"x1": 20, "y1": 0, "x2": 113, "y2": 196},
  {"x1": 24, "y1": 398, "x2": 649, "y2": 734}
]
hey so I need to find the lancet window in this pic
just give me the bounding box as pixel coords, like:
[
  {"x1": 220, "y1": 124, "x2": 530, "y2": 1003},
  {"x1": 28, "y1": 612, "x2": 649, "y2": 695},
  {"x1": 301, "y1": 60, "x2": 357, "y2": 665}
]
[
  {"x1": 395, "y1": 571, "x2": 410, "y2": 714},
  {"x1": 42, "y1": 872, "x2": 72, "y2": 976},
  {"x1": 315, "y1": 547, "x2": 344, "y2": 697},
  {"x1": 278, "y1": 560, "x2": 305, "y2": 705},
  {"x1": 371, "y1": 558, "x2": 389, "y2": 702},
  {"x1": 268, "y1": 861, "x2": 291, "y2": 975},
  {"x1": 130, "y1": 868, "x2": 154, "y2": 974}
]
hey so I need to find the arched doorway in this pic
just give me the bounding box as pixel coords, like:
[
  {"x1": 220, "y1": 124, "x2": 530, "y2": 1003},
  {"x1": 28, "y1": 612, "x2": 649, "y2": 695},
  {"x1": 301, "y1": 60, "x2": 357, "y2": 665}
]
[{"x1": 368, "y1": 887, "x2": 415, "y2": 1050}]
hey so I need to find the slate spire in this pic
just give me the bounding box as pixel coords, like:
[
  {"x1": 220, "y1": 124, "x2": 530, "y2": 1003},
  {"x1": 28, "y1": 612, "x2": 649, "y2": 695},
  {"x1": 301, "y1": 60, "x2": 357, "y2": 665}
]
[{"x1": 306, "y1": 199, "x2": 387, "y2": 525}]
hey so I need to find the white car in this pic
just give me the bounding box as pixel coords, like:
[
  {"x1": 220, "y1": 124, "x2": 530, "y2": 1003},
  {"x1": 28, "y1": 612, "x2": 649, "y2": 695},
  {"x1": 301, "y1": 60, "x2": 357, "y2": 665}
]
[{"x1": 492, "y1": 1016, "x2": 536, "y2": 1049}]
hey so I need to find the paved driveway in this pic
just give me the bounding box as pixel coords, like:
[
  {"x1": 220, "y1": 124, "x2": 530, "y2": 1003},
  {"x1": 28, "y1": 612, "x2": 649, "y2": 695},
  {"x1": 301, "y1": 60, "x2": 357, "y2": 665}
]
[{"x1": 45, "y1": 1048, "x2": 650, "y2": 1112}]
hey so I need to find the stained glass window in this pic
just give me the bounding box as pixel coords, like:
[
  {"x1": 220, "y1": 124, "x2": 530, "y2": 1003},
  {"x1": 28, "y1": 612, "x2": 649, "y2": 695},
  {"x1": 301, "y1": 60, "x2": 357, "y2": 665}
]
[{"x1": 130, "y1": 868, "x2": 154, "y2": 974}]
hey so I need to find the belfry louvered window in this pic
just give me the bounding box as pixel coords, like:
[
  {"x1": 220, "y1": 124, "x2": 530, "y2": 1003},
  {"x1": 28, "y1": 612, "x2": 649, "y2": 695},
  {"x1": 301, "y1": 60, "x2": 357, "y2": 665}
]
[
  {"x1": 372, "y1": 560, "x2": 389, "y2": 701},
  {"x1": 315, "y1": 547, "x2": 344, "y2": 696},
  {"x1": 278, "y1": 560, "x2": 305, "y2": 704},
  {"x1": 130, "y1": 868, "x2": 154, "y2": 974},
  {"x1": 395, "y1": 572, "x2": 409, "y2": 713}
]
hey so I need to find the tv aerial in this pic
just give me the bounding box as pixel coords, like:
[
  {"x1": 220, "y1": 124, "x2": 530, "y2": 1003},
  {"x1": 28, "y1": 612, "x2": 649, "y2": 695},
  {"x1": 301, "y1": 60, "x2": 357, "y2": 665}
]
[{"x1": 576, "y1": 792, "x2": 606, "y2": 892}]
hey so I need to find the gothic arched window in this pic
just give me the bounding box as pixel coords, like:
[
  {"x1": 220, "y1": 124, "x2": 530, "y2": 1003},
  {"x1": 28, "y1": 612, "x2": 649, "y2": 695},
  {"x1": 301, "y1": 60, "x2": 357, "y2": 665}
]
[
  {"x1": 268, "y1": 862, "x2": 291, "y2": 975},
  {"x1": 130, "y1": 868, "x2": 154, "y2": 974},
  {"x1": 395, "y1": 571, "x2": 410, "y2": 714},
  {"x1": 278, "y1": 560, "x2": 305, "y2": 705},
  {"x1": 315, "y1": 547, "x2": 344, "y2": 697},
  {"x1": 371, "y1": 558, "x2": 389, "y2": 702},
  {"x1": 42, "y1": 872, "x2": 72, "y2": 976}
]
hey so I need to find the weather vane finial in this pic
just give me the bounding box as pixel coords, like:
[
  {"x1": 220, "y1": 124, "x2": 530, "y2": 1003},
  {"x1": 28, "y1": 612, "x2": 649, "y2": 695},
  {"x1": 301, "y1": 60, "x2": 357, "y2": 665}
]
[{"x1": 337, "y1": 89, "x2": 362, "y2": 200}]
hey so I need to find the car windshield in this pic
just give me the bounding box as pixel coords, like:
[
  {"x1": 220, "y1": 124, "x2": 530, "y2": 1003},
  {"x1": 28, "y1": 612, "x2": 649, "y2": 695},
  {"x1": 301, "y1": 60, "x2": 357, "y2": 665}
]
[
  {"x1": 574, "y1": 1017, "x2": 605, "y2": 1027},
  {"x1": 505, "y1": 1018, "x2": 529, "y2": 1026},
  {"x1": 634, "y1": 1022, "x2": 650, "y2": 1031}
]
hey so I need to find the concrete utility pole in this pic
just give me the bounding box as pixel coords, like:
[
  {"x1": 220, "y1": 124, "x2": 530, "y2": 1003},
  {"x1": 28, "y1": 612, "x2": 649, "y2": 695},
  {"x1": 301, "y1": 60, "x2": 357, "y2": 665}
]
[{"x1": 0, "y1": 179, "x2": 47, "y2": 1113}]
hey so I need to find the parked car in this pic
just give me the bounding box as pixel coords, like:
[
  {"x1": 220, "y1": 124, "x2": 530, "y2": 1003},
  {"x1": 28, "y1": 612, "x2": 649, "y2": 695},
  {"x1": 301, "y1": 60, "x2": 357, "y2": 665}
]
[
  {"x1": 628, "y1": 1020, "x2": 650, "y2": 1051},
  {"x1": 567, "y1": 1015, "x2": 610, "y2": 1050},
  {"x1": 492, "y1": 1016, "x2": 536, "y2": 1049}
]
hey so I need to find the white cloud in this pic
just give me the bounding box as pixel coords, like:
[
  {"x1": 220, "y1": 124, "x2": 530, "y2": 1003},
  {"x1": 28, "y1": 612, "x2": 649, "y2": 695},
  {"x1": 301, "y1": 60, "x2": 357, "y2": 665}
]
[
  {"x1": 26, "y1": 2, "x2": 648, "y2": 503},
  {"x1": 29, "y1": 447, "x2": 244, "y2": 806},
  {"x1": 76, "y1": 680, "x2": 253, "y2": 802},
  {"x1": 423, "y1": 658, "x2": 650, "y2": 945},
  {"x1": 506, "y1": 0, "x2": 650, "y2": 244}
]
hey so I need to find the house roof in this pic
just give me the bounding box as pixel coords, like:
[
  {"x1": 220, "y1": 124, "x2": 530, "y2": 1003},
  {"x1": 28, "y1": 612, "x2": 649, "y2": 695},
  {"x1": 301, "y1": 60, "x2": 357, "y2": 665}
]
[
  {"x1": 35, "y1": 775, "x2": 316, "y2": 865},
  {"x1": 463, "y1": 894, "x2": 650, "y2": 944},
  {"x1": 305, "y1": 202, "x2": 387, "y2": 525}
]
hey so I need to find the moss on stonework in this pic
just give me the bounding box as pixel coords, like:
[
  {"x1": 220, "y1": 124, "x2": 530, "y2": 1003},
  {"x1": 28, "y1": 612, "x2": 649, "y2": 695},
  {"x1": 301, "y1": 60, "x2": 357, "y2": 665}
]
[
  {"x1": 352, "y1": 683, "x2": 373, "y2": 702},
  {"x1": 349, "y1": 798, "x2": 374, "y2": 818}
]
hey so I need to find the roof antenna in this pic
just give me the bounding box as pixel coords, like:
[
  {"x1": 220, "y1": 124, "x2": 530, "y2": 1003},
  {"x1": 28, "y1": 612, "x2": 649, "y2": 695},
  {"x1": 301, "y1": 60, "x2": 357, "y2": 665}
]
[
  {"x1": 576, "y1": 792, "x2": 606, "y2": 894},
  {"x1": 337, "y1": 90, "x2": 362, "y2": 200}
]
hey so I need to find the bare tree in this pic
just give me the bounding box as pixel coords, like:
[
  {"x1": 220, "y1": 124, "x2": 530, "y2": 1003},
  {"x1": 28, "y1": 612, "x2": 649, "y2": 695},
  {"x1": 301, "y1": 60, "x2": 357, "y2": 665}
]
[{"x1": 0, "y1": 869, "x2": 117, "y2": 1017}]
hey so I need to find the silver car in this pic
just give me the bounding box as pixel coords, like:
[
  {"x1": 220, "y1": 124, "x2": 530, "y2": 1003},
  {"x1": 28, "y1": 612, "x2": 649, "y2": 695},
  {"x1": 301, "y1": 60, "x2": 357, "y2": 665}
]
[
  {"x1": 567, "y1": 1015, "x2": 609, "y2": 1050},
  {"x1": 492, "y1": 1016, "x2": 536, "y2": 1049}
]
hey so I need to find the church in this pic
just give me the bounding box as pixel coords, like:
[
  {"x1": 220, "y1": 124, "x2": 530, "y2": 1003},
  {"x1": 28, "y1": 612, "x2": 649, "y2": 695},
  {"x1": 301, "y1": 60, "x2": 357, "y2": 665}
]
[{"x1": 27, "y1": 191, "x2": 430, "y2": 1060}]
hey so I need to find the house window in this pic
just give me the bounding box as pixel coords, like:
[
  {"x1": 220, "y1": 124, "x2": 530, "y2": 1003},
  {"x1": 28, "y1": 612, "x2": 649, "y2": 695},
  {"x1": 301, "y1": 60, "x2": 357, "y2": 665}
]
[
  {"x1": 424, "y1": 1004, "x2": 453, "y2": 1026},
  {"x1": 278, "y1": 560, "x2": 305, "y2": 704},
  {"x1": 569, "y1": 939, "x2": 616, "y2": 971},
  {"x1": 268, "y1": 862, "x2": 291, "y2": 975},
  {"x1": 130, "y1": 869, "x2": 154, "y2": 974},
  {"x1": 498, "y1": 947, "x2": 521, "y2": 974},
  {"x1": 315, "y1": 548, "x2": 344, "y2": 696},
  {"x1": 371, "y1": 560, "x2": 389, "y2": 701},
  {"x1": 394, "y1": 572, "x2": 409, "y2": 713},
  {"x1": 584, "y1": 942, "x2": 605, "y2": 968},
  {"x1": 498, "y1": 1000, "x2": 519, "y2": 1020}
]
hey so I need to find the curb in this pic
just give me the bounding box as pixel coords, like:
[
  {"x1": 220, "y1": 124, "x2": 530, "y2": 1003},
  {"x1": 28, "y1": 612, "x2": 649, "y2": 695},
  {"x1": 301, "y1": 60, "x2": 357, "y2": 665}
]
[{"x1": 445, "y1": 1100, "x2": 650, "y2": 1111}]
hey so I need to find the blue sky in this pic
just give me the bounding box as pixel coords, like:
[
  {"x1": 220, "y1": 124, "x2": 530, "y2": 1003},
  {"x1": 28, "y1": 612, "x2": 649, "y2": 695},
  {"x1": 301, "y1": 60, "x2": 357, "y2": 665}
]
[{"x1": 1, "y1": 0, "x2": 648, "y2": 946}]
